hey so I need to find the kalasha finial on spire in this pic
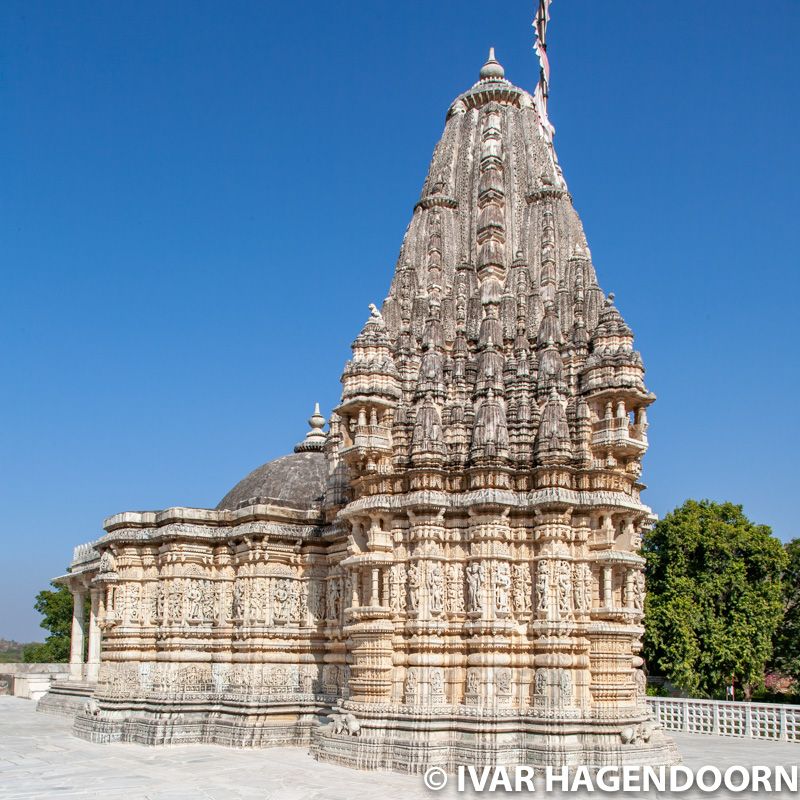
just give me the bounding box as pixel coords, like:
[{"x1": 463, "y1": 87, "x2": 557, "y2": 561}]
[
  {"x1": 479, "y1": 47, "x2": 505, "y2": 80},
  {"x1": 294, "y1": 403, "x2": 327, "y2": 452}
]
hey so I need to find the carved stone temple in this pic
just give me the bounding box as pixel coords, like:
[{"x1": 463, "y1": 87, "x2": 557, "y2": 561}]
[{"x1": 43, "y1": 48, "x2": 679, "y2": 771}]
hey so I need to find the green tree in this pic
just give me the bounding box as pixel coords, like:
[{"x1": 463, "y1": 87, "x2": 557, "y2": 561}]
[
  {"x1": 771, "y1": 538, "x2": 800, "y2": 683},
  {"x1": 22, "y1": 583, "x2": 82, "y2": 663},
  {"x1": 643, "y1": 500, "x2": 786, "y2": 699}
]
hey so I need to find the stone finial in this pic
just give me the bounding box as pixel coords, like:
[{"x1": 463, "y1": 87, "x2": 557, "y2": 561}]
[
  {"x1": 479, "y1": 47, "x2": 505, "y2": 80},
  {"x1": 294, "y1": 403, "x2": 327, "y2": 452}
]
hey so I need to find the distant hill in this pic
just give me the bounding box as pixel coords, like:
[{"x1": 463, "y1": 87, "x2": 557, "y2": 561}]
[{"x1": 0, "y1": 638, "x2": 39, "y2": 663}]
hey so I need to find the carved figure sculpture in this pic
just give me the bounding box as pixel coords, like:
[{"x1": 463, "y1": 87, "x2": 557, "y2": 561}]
[
  {"x1": 536, "y1": 562, "x2": 550, "y2": 613},
  {"x1": 407, "y1": 564, "x2": 420, "y2": 612},
  {"x1": 632, "y1": 570, "x2": 645, "y2": 611},
  {"x1": 427, "y1": 561, "x2": 444, "y2": 614},
  {"x1": 466, "y1": 562, "x2": 484, "y2": 612},
  {"x1": 494, "y1": 562, "x2": 511, "y2": 613},
  {"x1": 556, "y1": 561, "x2": 571, "y2": 616}
]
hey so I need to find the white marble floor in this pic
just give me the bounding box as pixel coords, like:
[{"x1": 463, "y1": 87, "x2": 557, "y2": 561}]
[{"x1": 0, "y1": 697, "x2": 797, "y2": 800}]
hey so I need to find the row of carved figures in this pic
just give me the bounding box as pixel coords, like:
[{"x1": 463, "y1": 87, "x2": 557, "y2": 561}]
[
  {"x1": 384, "y1": 560, "x2": 644, "y2": 618},
  {"x1": 103, "y1": 576, "x2": 323, "y2": 628},
  {"x1": 99, "y1": 564, "x2": 644, "y2": 629}
]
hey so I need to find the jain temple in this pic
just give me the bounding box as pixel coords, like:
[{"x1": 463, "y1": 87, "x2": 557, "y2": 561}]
[{"x1": 41, "y1": 37, "x2": 680, "y2": 771}]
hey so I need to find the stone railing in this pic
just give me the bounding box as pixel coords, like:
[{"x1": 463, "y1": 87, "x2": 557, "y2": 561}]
[
  {"x1": 591, "y1": 418, "x2": 647, "y2": 452},
  {"x1": 71, "y1": 541, "x2": 100, "y2": 567},
  {"x1": 648, "y1": 696, "x2": 800, "y2": 743}
]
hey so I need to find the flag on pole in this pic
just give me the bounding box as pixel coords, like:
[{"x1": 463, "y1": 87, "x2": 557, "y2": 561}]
[
  {"x1": 532, "y1": 0, "x2": 555, "y2": 142},
  {"x1": 533, "y1": 0, "x2": 551, "y2": 90}
]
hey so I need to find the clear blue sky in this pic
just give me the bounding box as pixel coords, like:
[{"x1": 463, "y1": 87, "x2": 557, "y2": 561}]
[{"x1": 1, "y1": 2, "x2": 798, "y2": 642}]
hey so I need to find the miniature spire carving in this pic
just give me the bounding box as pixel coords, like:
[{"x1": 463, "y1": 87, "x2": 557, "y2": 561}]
[
  {"x1": 294, "y1": 403, "x2": 327, "y2": 452},
  {"x1": 470, "y1": 387, "x2": 510, "y2": 462}
]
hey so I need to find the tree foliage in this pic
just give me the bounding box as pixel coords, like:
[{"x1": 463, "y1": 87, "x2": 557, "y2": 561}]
[
  {"x1": 771, "y1": 538, "x2": 800, "y2": 682},
  {"x1": 643, "y1": 500, "x2": 786, "y2": 698},
  {"x1": 22, "y1": 583, "x2": 81, "y2": 663}
]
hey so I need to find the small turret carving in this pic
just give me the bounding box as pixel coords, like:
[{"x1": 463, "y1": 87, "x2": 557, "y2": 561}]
[
  {"x1": 470, "y1": 388, "x2": 510, "y2": 462},
  {"x1": 535, "y1": 388, "x2": 571, "y2": 464}
]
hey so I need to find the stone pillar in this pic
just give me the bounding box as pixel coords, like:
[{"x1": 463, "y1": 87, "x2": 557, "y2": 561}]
[
  {"x1": 85, "y1": 588, "x2": 102, "y2": 683},
  {"x1": 69, "y1": 587, "x2": 86, "y2": 681},
  {"x1": 464, "y1": 506, "x2": 514, "y2": 707},
  {"x1": 603, "y1": 566, "x2": 613, "y2": 607},
  {"x1": 370, "y1": 567, "x2": 380, "y2": 606},
  {"x1": 625, "y1": 569, "x2": 634, "y2": 608},
  {"x1": 529, "y1": 507, "x2": 589, "y2": 714}
]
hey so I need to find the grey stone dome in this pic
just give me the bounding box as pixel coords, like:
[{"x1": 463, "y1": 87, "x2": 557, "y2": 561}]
[{"x1": 216, "y1": 451, "x2": 327, "y2": 511}]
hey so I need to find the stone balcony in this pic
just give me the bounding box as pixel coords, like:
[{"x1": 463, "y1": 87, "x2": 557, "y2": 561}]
[
  {"x1": 341, "y1": 425, "x2": 393, "y2": 465},
  {"x1": 591, "y1": 418, "x2": 648, "y2": 455}
]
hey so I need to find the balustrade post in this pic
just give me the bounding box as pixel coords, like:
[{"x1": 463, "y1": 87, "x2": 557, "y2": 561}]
[{"x1": 712, "y1": 700, "x2": 720, "y2": 735}]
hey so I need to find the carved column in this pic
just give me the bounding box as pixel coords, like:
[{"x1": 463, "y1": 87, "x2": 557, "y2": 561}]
[
  {"x1": 464, "y1": 506, "x2": 515, "y2": 707},
  {"x1": 85, "y1": 588, "x2": 102, "y2": 682},
  {"x1": 529, "y1": 507, "x2": 587, "y2": 715},
  {"x1": 603, "y1": 565, "x2": 613, "y2": 606},
  {"x1": 342, "y1": 514, "x2": 394, "y2": 705},
  {"x1": 69, "y1": 585, "x2": 86, "y2": 681},
  {"x1": 587, "y1": 516, "x2": 646, "y2": 710},
  {"x1": 404, "y1": 507, "x2": 448, "y2": 707}
]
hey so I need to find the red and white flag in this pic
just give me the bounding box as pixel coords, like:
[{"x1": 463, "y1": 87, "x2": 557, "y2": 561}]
[
  {"x1": 532, "y1": 0, "x2": 555, "y2": 140},
  {"x1": 533, "y1": 0, "x2": 551, "y2": 88}
]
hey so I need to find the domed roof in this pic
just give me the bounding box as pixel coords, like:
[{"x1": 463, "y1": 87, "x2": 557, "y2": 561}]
[{"x1": 216, "y1": 451, "x2": 327, "y2": 512}]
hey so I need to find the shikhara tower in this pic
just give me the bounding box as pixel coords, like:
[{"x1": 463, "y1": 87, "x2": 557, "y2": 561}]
[{"x1": 45, "y1": 46, "x2": 679, "y2": 771}]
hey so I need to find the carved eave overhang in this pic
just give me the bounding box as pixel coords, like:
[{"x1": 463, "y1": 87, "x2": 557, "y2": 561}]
[
  {"x1": 318, "y1": 519, "x2": 350, "y2": 541},
  {"x1": 104, "y1": 503, "x2": 324, "y2": 532},
  {"x1": 585, "y1": 620, "x2": 646, "y2": 638},
  {"x1": 414, "y1": 195, "x2": 459, "y2": 212},
  {"x1": 587, "y1": 550, "x2": 645, "y2": 567},
  {"x1": 93, "y1": 520, "x2": 327, "y2": 550},
  {"x1": 53, "y1": 567, "x2": 98, "y2": 586},
  {"x1": 336, "y1": 394, "x2": 399, "y2": 412},
  {"x1": 91, "y1": 504, "x2": 329, "y2": 553},
  {"x1": 581, "y1": 386, "x2": 655, "y2": 406},
  {"x1": 447, "y1": 79, "x2": 530, "y2": 117},
  {"x1": 338, "y1": 486, "x2": 653, "y2": 518},
  {"x1": 525, "y1": 186, "x2": 572, "y2": 205}
]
